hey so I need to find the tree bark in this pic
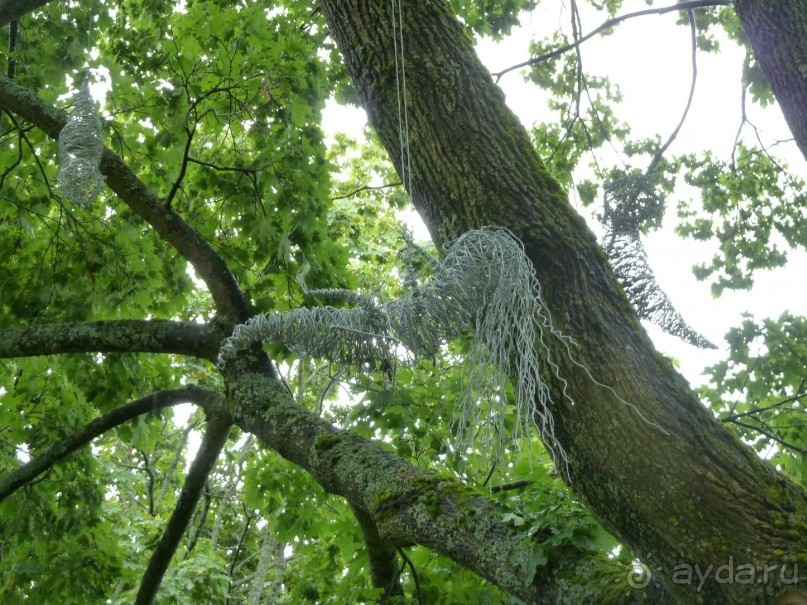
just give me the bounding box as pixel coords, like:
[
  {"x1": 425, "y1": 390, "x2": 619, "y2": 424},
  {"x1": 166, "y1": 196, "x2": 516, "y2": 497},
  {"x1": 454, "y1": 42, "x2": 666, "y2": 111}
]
[
  {"x1": 0, "y1": 0, "x2": 49, "y2": 27},
  {"x1": 227, "y1": 371, "x2": 639, "y2": 604},
  {"x1": 733, "y1": 0, "x2": 807, "y2": 162},
  {"x1": 0, "y1": 320, "x2": 226, "y2": 362},
  {"x1": 320, "y1": 1, "x2": 807, "y2": 602},
  {"x1": 3, "y1": 1, "x2": 807, "y2": 602}
]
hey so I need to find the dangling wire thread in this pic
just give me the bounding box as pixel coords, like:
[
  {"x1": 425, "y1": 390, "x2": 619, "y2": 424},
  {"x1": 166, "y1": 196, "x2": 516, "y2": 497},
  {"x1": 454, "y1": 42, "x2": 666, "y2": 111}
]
[{"x1": 390, "y1": 0, "x2": 413, "y2": 196}]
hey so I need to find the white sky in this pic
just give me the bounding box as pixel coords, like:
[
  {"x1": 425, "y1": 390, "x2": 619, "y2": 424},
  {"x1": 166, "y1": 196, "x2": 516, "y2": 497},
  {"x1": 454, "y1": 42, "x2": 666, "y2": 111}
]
[{"x1": 322, "y1": 2, "x2": 807, "y2": 388}]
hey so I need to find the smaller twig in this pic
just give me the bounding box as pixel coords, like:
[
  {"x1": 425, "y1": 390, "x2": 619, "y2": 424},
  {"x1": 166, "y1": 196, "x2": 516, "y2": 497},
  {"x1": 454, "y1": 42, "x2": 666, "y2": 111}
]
[
  {"x1": 490, "y1": 479, "x2": 534, "y2": 493},
  {"x1": 137, "y1": 448, "x2": 156, "y2": 516},
  {"x1": 0, "y1": 385, "x2": 221, "y2": 502},
  {"x1": 187, "y1": 155, "x2": 265, "y2": 173},
  {"x1": 646, "y1": 10, "x2": 698, "y2": 176},
  {"x1": 482, "y1": 461, "x2": 497, "y2": 487},
  {"x1": 166, "y1": 126, "x2": 195, "y2": 207},
  {"x1": 731, "y1": 80, "x2": 748, "y2": 172},
  {"x1": 721, "y1": 390, "x2": 806, "y2": 423},
  {"x1": 330, "y1": 181, "x2": 401, "y2": 201},
  {"x1": 396, "y1": 547, "x2": 423, "y2": 605},
  {"x1": 227, "y1": 504, "x2": 253, "y2": 578},
  {"x1": 729, "y1": 419, "x2": 807, "y2": 456},
  {"x1": 493, "y1": 0, "x2": 731, "y2": 80}
]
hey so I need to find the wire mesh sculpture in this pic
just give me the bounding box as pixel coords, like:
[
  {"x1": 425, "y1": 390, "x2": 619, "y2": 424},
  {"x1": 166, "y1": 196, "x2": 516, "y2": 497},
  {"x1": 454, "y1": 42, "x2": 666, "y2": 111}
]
[
  {"x1": 57, "y1": 78, "x2": 105, "y2": 206},
  {"x1": 603, "y1": 173, "x2": 715, "y2": 349},
  {"x1": 220, "y1": 227, "x2": 572, "y2": 469}
]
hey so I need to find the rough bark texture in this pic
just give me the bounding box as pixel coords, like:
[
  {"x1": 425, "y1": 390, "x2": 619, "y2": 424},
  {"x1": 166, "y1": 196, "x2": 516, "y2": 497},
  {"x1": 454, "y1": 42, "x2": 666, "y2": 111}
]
[
  {"x1": 0, "y1": 0, "x2": 49, "y2": 27},
  {"x1": 3, "y1": 1, "x2": 807, "y2": 602},
  {"x1": 0, "y1": 320, "x2": 227, "y2": 362},
  {"x1": 320, "y1": 1, "x2": 807, "y2": 602},
  {"x1": 227, "y1": 371, "x2": 634, "y2": 604},
  {"x1": 734, "y1": 0, "x2": 807, "y2": 161}
]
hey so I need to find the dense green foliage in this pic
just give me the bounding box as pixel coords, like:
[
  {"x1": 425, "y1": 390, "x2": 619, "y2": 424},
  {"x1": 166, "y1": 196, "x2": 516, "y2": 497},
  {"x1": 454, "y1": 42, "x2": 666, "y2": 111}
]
[{"x1": 0, "y1": 0, "x2": 804, "y2": 602}]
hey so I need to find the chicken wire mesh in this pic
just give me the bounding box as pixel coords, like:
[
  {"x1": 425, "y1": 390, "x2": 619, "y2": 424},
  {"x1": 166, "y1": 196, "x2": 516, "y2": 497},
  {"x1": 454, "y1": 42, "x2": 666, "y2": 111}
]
[
  {"x1": 603, "y1": 173, "x2": 715, "y2": 349},
  {"x1": 219, "y1": 227, "x2": 572, "y2": 469},
  {"x1": 57, "y1": 78, "x2": 105, "y2": 206}
]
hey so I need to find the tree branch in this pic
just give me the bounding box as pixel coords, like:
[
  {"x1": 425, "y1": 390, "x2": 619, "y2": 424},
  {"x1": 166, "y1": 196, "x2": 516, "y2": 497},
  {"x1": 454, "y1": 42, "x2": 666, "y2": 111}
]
[
  {"x1": 0, "y1": 0, "x2": 50, "y2": 27},
  {"x1": 135, "y1": 414, "x2": 232, "y2": 605},
  {"x1": 493, "y1": 0, "x2": 732, "y2": 80},
  {"x1": 728, "y1": 419, "x2": 807, "y2": 456},
  {"x1": 489, "y1": 479, "x2": 534, "y2": 493},
  {"x1": 330, "y1": 181, "x2": 402, "y2": 201},
  {"x1": 721, "y1": 388, "x2": 806, "y2": 423},
  {"x1": 0, "y1": 319, "x2": 227, "y2": 362},
  {"x1": 351, "y1": 504, "x2": 403, "y2": 600},
  {"x1": 7, "y1": 18, "x2": 18, "y2": 79},
  {"x1": 646, "y1": 9, "x2": 698, "y2": 176},
  {"x1": 396, "y1": 547, "x2": 423, "y2": 605},
  {"x1": 0, "y1": 74, "x2": 250, "y2": 322},
  {"x1": 0, "y1": 385, "x2": 222, "y2": 502},
  {"x1": 166, "y1": 126, "x2": 195, "y2": 208},
  {"x1": 229, "y1": 371, "x2": 668, "y2": 603},
  {"x1": 186, "y1": 156, "x2": 265, "y2": 173}
]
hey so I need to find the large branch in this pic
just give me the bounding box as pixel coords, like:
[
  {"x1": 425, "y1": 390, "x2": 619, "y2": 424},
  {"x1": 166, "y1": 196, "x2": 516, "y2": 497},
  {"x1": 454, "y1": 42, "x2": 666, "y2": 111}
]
[
  {"x1": 226, "y1": 371, "x2": 665, "y2": 603},
  {"x1": 350, "y1": 505, "x2": 403, "y2": 600},
  {"x1": 0, "y1": 385, "x2": 221, "y2": 502},
  {"x1": 0, "y1": 0, "x2": 49, "y2": 27},
  {"x1": 135, "y1": 414, "x2": 231, "y2": 605},
  {"x1": 0, "y1": 319, "x2": 227, "y2": 362},
  {"x1": 0, "y1": 74, "x2": 250, "y2": 322},
  {"x1": 320, "y1": 2, "x2": 807, "y2": 602}
]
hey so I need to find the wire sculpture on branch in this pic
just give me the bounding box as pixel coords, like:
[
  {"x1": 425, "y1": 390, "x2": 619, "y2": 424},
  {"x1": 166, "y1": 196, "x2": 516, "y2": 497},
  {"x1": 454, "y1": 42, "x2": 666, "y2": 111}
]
[
  {"x1": 220, "y1": 227, "x2": 576, "y2": 469},
  {"x1": 603, "y1": 172, "x2": 715, "y2": 349},
  {"x1": 57, "y1": 78, "x2": 105, "y2": 206}
]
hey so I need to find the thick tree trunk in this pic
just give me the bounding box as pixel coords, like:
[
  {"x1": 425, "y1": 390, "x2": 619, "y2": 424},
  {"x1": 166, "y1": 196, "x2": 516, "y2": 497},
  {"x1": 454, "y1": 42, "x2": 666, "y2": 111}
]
[
  {"x1": 733, "y1": 0, "x2": 807, "y2": 162},
  {"x1": 320, "y1": 1, "x2": 807, "y2": 602},
  {"x1": 3, "y1": 0, "x2": 807, "y2": 601}
]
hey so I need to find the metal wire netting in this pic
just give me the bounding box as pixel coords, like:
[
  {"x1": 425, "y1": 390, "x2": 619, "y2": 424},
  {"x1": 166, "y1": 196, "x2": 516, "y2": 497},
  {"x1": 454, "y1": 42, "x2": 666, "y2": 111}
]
[
  {"x1": 57, "y1": 79, "x2": 105, "y2": 206},
  {"x1": 219, "y1": 227, "x2": 570, "y2": 468},
  {"x1": 603, "y1": 174, "x2": 715, "y2": 349}
]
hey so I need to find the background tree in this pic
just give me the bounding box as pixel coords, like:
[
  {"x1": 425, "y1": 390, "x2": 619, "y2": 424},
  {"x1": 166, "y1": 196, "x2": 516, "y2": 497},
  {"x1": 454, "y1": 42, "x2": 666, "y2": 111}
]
[{"x1": 0, "y1": 0, "x2": 805, "y2": 604}]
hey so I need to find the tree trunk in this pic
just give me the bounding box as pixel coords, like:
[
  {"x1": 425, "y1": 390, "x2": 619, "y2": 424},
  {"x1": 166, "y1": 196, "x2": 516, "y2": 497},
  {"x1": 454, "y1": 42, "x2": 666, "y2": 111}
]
[
  {"x1": 320, "y1": 1, "x2": 807, "y2": 602},
  {"x1": 3, "y1": 0, "x2": 807, "y2": 601},
  {"x1": 733, "y1": 0, "x2": 807, "y2": 162}
]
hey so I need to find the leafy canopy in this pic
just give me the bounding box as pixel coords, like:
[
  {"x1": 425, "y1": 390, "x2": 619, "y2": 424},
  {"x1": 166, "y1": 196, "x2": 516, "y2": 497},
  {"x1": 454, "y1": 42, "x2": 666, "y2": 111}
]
[{"x1": 0, "y1": 0, "x2": 804, "y2": 602}]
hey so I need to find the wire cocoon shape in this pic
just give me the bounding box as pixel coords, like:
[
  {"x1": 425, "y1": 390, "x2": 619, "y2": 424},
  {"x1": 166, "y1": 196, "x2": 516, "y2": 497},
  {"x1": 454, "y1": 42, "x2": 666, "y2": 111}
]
[{"x1": 57, "y1": 79, "x2": 105, "y2": 206}]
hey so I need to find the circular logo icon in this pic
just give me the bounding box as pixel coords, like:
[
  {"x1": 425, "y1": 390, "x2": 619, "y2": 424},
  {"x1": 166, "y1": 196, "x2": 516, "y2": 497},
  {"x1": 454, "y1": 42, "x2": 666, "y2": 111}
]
[{"x1": 626, "y1": 563, "x2": 652, "y2": 589}]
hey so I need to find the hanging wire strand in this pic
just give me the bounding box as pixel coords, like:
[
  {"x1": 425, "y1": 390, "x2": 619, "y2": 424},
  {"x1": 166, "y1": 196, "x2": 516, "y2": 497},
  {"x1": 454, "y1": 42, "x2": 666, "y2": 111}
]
[{"x1": 390, "y1": 0, "x2": 413, "y2": 196}]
